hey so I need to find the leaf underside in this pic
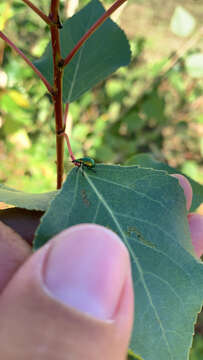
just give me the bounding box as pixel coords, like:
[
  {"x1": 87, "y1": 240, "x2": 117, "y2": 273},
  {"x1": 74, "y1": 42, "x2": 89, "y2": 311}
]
[
  {"x1": 0, "y1": 184, "x2": 57, "y2": 211},
  {"x1": 34, "y1": 164, "x2": 203, "y2": 360}
]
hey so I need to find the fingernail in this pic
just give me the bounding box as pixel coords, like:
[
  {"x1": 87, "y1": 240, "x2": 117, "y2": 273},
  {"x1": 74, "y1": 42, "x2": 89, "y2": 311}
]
[
  {"x1": 188, "y1": 213, "x2": 203, "y2": 258},
  {"x1": 171, "y1": 174, "x2": 192, "y2": 211},
  {"x1": 44, "y1": 224, "x2": 129, "y2": 320}
]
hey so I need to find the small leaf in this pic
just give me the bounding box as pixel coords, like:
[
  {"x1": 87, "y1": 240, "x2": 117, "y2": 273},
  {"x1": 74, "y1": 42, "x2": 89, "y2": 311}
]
[
  {"x1": 185, "y1": 53, "x2": 203, "y2": 78},
  {"x1": 170, "y1": 6, "x2": 196, "y2": 37},
  {"x1": 126, "y1": 153, "x2": 203, "y2": 212},
  {"x1": 34, "y1": 164, "x2": 203, "y2": 359},
  {"x1": 33, "y1": 0, "x2": 131, "y2": 103},
  {"x1": 8, "y1": 129, "x2": 31, "y2": 149},
  {"x1": 0, "y1": 184, "x2": 57, "y2": 211},
  {"x1": 8, "y1": 90, "x2": 30, "y2": 108},
  {"x1": 0, "y1": 3, "x2": 13, "y2": 31}
]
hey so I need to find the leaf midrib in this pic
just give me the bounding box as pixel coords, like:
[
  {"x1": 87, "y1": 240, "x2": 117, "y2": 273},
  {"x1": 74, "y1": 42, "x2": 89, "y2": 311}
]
[{"x1": 84, "y1": 172, "x2": 173, "y2": 359}]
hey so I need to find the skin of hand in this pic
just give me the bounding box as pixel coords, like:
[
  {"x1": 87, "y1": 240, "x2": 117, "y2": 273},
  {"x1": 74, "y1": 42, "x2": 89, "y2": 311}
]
[{"x1": 0, "y1": 174, "x2": 202, "y2": 360}]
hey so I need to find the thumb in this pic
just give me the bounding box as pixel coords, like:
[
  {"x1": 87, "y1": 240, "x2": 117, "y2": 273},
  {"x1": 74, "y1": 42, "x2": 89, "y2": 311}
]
[{"x1": 0, "y1": 224, "x2": 134, "y2": 360}]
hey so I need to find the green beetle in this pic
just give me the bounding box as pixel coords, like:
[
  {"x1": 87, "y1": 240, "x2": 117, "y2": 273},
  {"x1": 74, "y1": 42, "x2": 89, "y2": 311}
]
[{"x1": 72, "y1": 157, "x2": 96, "y2": 174}]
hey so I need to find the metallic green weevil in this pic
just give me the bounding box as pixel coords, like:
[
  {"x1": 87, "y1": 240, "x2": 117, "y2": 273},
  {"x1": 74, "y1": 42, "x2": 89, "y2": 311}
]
[{"x1": 72, "y1": 157, "x2": 96, "y2": 173}]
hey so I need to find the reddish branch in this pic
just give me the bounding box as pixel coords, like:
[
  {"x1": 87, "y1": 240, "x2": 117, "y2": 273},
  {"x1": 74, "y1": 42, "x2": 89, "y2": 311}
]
[
  {"x1": 62, "y1": 0, "x2": 127, "y2": 68},
  {"x1": 22, "y1": 0, "x2": 52, "y2": 25},
  {"x1": 62, "y1": 133, "x2": 75, "y2": 162},
  {"x1": 49, "y1": 0, "x2": 65, "y2": 189},
  {"x1": 1, "y1": 0, "x2": 128, "y2": 189},
  {"x1": 0, "y1": 31, "x2": 52, "y2": 93}
]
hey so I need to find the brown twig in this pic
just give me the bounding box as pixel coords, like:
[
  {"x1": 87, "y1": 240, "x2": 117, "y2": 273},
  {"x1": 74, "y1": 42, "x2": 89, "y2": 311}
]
[{"x1": 161, "y1": 26, "x2": 203, "y2": 76}]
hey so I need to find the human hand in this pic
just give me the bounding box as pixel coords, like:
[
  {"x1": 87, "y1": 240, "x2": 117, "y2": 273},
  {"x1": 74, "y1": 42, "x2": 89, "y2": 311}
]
[
  {"x1": 0, "y1": 174, "x2": 202, "y2": 360},
  {"x1": 172, "y1": 174, "x2": 203, "y2": 258},
  {"x1": 0, "y1": 223, "x2": 134, "y2": 359}
]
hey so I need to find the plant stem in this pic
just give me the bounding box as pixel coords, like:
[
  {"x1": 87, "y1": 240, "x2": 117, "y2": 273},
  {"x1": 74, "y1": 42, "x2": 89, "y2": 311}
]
[
  {"x1": 63, "y1": 133, "x2": 75, "y2": 161},
  {"x1": 62, "y1": 0, "x2": 127, "y2": 68},
  {"x1": 22, "y1": 0, "x2": 52, "y2": 26},
  {"x1": 49, "y1": 0, "x2": 65, "y2": 189},
  {"x1": 0, "y1": 31, "x2": 53, "y2": 93}
]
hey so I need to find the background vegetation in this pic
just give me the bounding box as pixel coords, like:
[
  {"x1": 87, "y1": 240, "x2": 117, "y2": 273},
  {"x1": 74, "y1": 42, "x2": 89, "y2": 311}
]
[
  {"x1": 0, "y1": 0, "x2": 203, "y2": 193},
  {"x1": 0, "y1": 0, "x2": 203, "y2": 358}
]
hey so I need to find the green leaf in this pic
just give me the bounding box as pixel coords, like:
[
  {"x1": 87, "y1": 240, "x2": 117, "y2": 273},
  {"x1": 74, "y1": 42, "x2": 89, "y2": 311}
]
[
  {"x1": 126, "y1": 154, "x2": 203, "y2": 212},
  {"x1": 33, "y1": 0, "x2": 131, "y2": 103},
  {"x1": 185, "y1": 54, "x2": 203, "y2": 78},
  {"x1": 141, "y1": 90, "x2": 166, "y2": 123},
  {"x1": 170, "y1": 6, "x2": 196, "y2": 37},
  {"x1": 0, "y1": 184, "x2": 57, "y2": 211},
  {"x1": 34, "y1": 165, "x2": 203, "y2": 359}
]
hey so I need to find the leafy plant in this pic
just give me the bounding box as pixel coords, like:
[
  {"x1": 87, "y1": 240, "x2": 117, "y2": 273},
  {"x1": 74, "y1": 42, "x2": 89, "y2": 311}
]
[{"x1": 0, "y1": 1, "x2": 203, "y2": 359}]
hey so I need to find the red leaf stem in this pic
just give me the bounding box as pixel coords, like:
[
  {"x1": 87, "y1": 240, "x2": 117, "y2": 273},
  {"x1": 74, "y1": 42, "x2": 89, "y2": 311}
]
[
  {"x1": 0, "y1": 31, "x2": 53, "y2": 93},
  {"x1": 21, "y1": 0, "x2": 52, "y2": 26}
]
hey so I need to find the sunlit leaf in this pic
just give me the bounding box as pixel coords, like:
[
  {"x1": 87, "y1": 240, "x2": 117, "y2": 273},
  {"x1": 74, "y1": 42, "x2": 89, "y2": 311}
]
[
  {"x1": 0, "y1": 3, "x2": 13, "y2": 31},
  {"x1": 8, "y1": 90, "x2": 30, "y2": 108},
  {"x1": 8, "y1": 129, "x2": 31, "y2": 149},
  {"x1": 185, "y1": 53, "x2": 203, "y2": 78},
  {"x1": 170, "y1": 6, "x2": 196, "y2": 37}
]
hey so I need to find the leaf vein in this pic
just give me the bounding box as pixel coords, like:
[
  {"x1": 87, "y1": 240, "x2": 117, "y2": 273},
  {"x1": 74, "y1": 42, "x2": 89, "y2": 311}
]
[{"x1": 85, "y1": 173, "x2": 174, "y2": 358}]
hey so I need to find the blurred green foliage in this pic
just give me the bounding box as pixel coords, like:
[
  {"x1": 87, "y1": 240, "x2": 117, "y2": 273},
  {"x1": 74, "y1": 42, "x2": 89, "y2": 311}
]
[
  {"x1": 190, "y1": 335, "x2": 203, "y2": 360},
  {"x1": 0, "y1": 0, "x2": 203, "y2": 193},
  {"x1": 0, "y1": 0, "x2": 203, "y2": 357}
]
